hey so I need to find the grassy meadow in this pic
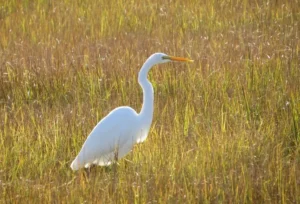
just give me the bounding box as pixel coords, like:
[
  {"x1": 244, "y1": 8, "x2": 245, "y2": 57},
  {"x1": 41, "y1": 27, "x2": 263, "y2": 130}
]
[{"x1": 0, "y1": 0, "x2": 299, "y2": 203}]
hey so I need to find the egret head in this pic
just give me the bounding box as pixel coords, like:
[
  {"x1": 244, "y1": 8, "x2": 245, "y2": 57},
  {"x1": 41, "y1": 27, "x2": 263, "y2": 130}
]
[
  {"x1": 138, "y1": 52, "x2": 193, "y2": 81},
  {"x1": 150, "y1": 53, "x2": 193, "y2": 64}
]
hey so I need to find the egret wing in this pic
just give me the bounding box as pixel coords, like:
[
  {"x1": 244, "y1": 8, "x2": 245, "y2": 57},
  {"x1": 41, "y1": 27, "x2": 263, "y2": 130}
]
[{"x1": 71, "y1": 107, "x2": 138, "y2": 170}]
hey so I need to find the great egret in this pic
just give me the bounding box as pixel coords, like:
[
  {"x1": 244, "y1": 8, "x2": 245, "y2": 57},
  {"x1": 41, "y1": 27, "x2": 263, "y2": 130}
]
[{"x1": 70, "y1": 52, "x2": 193, "y2": 171}]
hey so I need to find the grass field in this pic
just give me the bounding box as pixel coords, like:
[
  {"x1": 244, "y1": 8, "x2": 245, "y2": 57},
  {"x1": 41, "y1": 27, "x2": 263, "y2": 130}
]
[{"x1": 0, "y1": 0, "x2": 299, "y2": 203}]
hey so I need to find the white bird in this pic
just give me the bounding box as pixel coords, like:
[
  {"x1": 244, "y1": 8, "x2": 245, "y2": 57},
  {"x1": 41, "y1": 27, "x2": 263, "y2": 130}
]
[{"x1": 70, "y1": 53, "x2": 193, "y2": 171}]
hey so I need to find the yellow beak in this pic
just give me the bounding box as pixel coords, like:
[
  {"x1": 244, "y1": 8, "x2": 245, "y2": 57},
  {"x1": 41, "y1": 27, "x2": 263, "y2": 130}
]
[{"x1": 164, "y1": 55, "x2": 194, "y2": 62}]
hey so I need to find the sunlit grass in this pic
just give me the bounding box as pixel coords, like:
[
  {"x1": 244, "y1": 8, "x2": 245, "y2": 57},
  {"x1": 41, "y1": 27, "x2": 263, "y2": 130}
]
[{"x1": 0, "y1": 0, "x2": 299, "y2": 202}]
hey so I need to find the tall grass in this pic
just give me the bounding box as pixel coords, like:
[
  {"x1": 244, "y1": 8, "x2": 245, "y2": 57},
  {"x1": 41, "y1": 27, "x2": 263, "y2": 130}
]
[{"x1": 0, "y1": 0, "x2": 299, "y2": 202}]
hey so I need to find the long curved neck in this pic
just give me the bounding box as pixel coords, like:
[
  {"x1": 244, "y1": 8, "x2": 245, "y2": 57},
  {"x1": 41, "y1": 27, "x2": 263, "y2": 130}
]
[{"x1": 138, "y1": 58, "x2": 155, "y2": 124}]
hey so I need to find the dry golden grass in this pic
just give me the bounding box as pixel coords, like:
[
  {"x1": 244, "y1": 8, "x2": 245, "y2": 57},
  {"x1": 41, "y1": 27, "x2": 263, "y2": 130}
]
[{"x1": 0, "y1": 0, "x2": 299, "y2": 203}]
